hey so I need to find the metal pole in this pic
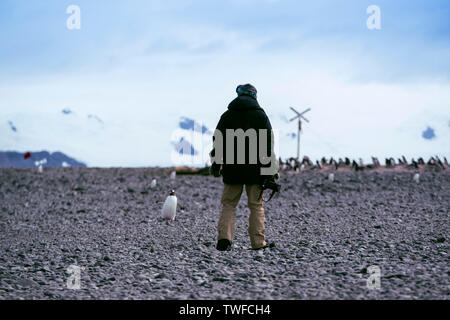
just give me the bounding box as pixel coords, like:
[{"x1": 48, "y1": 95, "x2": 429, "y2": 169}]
[{"x1": 297, "y1": 120, "x2": 301, "y2": 159}]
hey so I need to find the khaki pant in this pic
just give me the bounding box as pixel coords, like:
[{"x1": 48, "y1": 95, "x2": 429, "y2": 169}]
[{"x1": 217, "y1": 184, "x2": 266, "y2": 249}]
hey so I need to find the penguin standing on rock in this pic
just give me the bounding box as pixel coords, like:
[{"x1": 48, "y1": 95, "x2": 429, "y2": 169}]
[
  {"x1": 161, "y1": 190, "x2": 177, "y2": 222},
  {"x1": 150, "y1": 179, "x2": 157, "y2": 189},
  {"x1": 328, "y1": 173, "x2": 335, "y2": 182}
]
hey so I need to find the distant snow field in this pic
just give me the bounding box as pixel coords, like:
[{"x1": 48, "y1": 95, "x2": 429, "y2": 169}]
[{"x1": 1, "y1": 105, "x2": 449, "y2": 167}]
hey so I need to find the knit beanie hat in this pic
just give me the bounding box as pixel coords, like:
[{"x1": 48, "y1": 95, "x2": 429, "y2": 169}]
[{"x1": 236, "y1": 84, "x2": 257, "y2": 99}]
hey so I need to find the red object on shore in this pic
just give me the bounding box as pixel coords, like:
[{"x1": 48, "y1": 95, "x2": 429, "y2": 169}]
[{"x1": 24, "y1": 152, "x2": 31, "y2": 159}]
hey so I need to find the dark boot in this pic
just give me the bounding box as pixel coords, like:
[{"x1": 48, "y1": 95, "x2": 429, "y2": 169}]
[
  {"x1": 216, "y1": 239, "x2": 232, "y2": 251},
  {"x1": 252, "y1": 241, "x2": 276, "y2": 250}
]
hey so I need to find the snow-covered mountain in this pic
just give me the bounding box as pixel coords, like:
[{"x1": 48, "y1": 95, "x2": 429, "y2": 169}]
[
  {"x1": 1, "y1": 109, "x2": 105, "y2": 167},
  {"x1": 1, "y1": 106, "x2": 448, "y2": 167},
  {"x1": 1, "y1": 108, "x2": 215, "y2": 167},
  {"x1": 0, "y1": 151, "x2": 86, "y2": 168}
]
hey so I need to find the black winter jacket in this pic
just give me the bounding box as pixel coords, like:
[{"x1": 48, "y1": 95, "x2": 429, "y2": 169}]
[{"x1": 212, "y1": 95, "x2": 274, "y2": 185}]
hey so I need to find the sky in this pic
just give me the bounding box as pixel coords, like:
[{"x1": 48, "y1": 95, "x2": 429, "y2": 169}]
[{"x1": 0, "y1": 0, "x2": 449, "y2": 167}]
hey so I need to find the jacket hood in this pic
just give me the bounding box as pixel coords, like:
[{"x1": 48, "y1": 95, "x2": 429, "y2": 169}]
[{"x1": 228, "y1": 95, "x2": 261, "y2": 111}]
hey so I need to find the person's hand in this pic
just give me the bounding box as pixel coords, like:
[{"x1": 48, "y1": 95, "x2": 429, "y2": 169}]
[{"x1": 210, "y1": 164, "x2": 222, "y2": 177}]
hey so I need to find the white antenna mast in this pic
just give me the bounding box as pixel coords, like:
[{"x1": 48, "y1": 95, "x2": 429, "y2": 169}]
[{"x1": 289, "y1": 107, "x2": 311, "y2": 160}]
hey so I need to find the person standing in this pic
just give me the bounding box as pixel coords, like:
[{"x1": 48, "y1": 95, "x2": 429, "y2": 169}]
[{"x1": 210, "y1": 84, "x2": 277, "y2": 251}]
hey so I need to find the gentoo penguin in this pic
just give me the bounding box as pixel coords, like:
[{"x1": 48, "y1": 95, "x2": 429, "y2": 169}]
[
  {"x1": 316, "y1": 160, "x2": 322, "y2": 170},
  {"x1": 328, "y1": 173, "x2": 335, "y2": 182},
  {"x1": 150, "y1": 179, "x2": 157, "y2": 189},
  {"x1": 413, "y1": 173, "x2": 420, "y2": 184},
  {"x1": 436, "y1": 157, "x2": 444, "y2": 169},
  {"x1": 371, "y1": 157, "x2": 379, "y2": 167},
  {"x1": 359, "y1": 158, "x2": 364, "y2": 168},
  {"x1": 162, "y1": 190, "x2": 177, "y2": 222},
  {"x1": 170, "y1": 171, "x2": 176, "y2": 180},
  {"x1": 402, "y1": 156, "x2": 408, "y2": 165},
  {"x1": 390, "y1": 157, "x2": 396, "y2": 166},
  {"x1": 385, "y1": 158, "x2": 392, "y2": 167},
  {"x1": 290, "y1": 159, "x2": 296, "y2": 169},
  {"x1": 332, "y1": 159, "x2": 338, "y2": 170}
]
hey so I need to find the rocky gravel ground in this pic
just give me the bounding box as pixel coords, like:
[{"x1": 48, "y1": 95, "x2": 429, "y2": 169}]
[{"x1": 0, "y1": 167, "x2": 448, "y2": 300}]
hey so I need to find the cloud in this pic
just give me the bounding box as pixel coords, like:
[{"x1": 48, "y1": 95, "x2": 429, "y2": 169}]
[
  {"x1": 1, "y1": 0, "x2": 449, "y2": 166},
  {"x1": 1, "y1": 0, "x2": 449, "y2": 82},
  {"x1": 422, "y1": 127, "x2": 436, "y2": 140}
]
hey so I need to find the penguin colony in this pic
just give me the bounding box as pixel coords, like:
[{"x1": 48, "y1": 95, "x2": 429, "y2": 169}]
[
  {"x1": 158, "y1": 156, "x2": 443, "y2": 223},
  {"x1": 278, "y1": 156, "x2": 448, "y2": 173}
]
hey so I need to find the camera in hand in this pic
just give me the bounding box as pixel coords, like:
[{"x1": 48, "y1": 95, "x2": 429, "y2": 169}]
[{"x1": 260, "y1": 175, "x2": 281, "y2": 201}]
